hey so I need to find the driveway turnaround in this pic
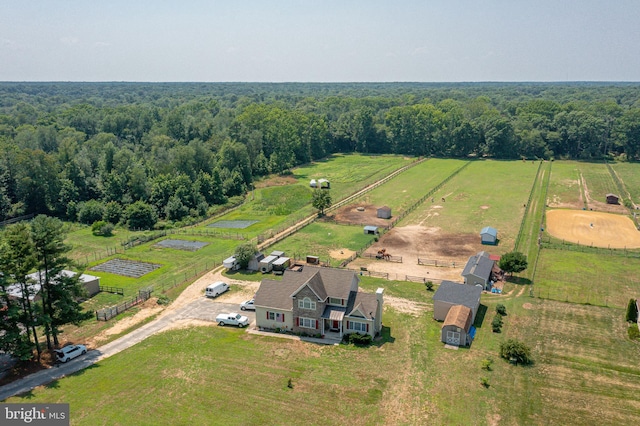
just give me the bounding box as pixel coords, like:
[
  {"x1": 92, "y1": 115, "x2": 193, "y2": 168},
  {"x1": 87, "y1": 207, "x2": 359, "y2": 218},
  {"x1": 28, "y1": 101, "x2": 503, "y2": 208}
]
[{"x1": 0, "y1": 299, "x2": 254, "y2": 401}]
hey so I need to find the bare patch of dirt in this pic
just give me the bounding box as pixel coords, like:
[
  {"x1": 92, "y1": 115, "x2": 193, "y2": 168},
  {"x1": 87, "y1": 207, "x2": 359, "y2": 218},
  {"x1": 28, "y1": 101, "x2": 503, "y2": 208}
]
[
  {"x1": 383, "y1": 296, "x2": 430, "y2": 316},
  {"x1": 480, "y1": 205, "x2": 490, "y2": 210},
  {"x1": 522, "y1": 303, "x2": 534, "y2": 310},
  {"x1": 330, "y1": 203, "x2": 393, "y2": 227},
  {"x1": 329, "y1": 248, "x2": 356, "y2": 260},
  {"x1": 164, "y1": 319, "x2": 212, "y2": 331},
  {"x1": 90, "y1": 298, "x2": 164, "y2": 346},
  {"x1": 546, "y1": 209, "x2": 640, "y2": 248}
]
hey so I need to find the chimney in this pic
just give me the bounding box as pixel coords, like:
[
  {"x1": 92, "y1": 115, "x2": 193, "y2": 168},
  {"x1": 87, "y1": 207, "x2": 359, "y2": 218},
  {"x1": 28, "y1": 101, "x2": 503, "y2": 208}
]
[{"x1": 375, "y1": 288, "x2": 384, "y2": 332}]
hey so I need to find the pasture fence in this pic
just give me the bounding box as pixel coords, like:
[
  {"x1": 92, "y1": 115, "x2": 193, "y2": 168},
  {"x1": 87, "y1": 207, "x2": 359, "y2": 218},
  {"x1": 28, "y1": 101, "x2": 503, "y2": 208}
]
[
  {"x1": 361, "y1": 253, "x2": 403, "y2": 263},
  {"x1": 99, "y1": 286, "x2": 124, "y2": 295},
  {"x1": 96, "y1": 288, "x2": 153, "y2": 321},
  {"x1": 514, "y1": 160, "x2": 543, "y2": 252},
  {"x1": 531, "y1": 287, "x2": 610, "y2": 308},
  {"x1": 417, "y1": 258, "x2": 457, "y2": 268},
  {"x1": 539, "y1": 235, "x2": 640, "y2": 259}
]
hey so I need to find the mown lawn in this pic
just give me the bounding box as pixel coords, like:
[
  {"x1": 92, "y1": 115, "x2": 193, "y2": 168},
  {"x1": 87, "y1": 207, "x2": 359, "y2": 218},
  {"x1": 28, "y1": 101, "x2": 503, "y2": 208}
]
[
  {"x1": 578, "y1": 162, "x2": 619, "y2": 206},
  {"x1": 403, "y1": 159, "x2": 539, "y2": 252}
]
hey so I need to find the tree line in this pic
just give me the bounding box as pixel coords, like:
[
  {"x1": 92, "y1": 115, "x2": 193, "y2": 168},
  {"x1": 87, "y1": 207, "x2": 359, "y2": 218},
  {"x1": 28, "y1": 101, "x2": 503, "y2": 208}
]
[{"x1": 2, "y1": 82, "x2": 640, "y2": 228}]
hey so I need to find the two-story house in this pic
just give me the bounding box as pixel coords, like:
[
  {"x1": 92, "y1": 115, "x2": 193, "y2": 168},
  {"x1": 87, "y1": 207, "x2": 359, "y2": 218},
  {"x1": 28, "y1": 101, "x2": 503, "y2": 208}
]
[{"x1": 254, "y1": 266, "x2": 384, "y2": 340}]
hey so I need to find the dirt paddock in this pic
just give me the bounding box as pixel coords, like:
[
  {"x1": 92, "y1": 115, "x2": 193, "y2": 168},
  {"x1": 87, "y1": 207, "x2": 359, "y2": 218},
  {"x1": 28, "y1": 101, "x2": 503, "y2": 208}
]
[
  {"x1": 348, "y1": 225, "x2": 491, "y2": 282},
  {"x1": 330, "y1": 203, "x2": 393, "y2": 227},
  {"x1": 546, "y1": 209, "x2": 640, "y2": 248}
]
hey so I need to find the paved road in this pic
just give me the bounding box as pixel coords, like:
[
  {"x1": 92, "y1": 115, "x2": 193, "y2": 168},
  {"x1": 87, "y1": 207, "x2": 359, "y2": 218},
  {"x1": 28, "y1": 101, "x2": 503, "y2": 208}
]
[{"x1": 0, "y1": 298, "x2": 255, "y2": 401}]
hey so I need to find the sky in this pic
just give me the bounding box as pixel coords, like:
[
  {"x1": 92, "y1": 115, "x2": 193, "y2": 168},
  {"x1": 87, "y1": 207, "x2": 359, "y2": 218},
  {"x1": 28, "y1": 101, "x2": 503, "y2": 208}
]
[{"x1": 1, "y1": 1, "x2": 640, "y2": 82}]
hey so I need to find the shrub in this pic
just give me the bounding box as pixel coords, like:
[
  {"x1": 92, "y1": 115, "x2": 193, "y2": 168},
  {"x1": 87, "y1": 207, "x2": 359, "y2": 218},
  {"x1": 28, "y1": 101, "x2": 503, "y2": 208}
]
[
  {"x1": 480, "y1": 377, "x2": 490, "y2": 388},
  {"x1": 78, "y1": 200, "x2": 105, "y2": 225},
  {"x1": 156, "y1": 295, "x2": 171, "y2": 305},
  {"x1": 481, "y1": 358, "x2": 493, "y2": 371},
  {"x1": 344, "y1": 333, "x2": 373, "y2": 346},
  {"x1": 499, "y1": 339, "x2": 532, "y2": 365},
  {"x1": 425, "y1": 281, "x2": 434, "y2": 291},
  {"x1": 628, "y1": 324, "x2": 640, "y2": 340},
  {"x1": 491, "y1": 314, "x2": 503, "y2": 333},
  {"x1": 91, "y1": 221, "x2": 114, "y2": 236},
  {"x1": 496, "y1": 304, "x2": 507, "y2": 316}
]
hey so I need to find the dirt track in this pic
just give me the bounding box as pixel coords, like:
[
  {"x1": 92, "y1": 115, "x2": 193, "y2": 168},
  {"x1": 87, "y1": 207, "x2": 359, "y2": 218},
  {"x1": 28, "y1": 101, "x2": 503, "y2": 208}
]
[{"x1": 546, "y1": 209, "x2": 640, "y2": 248}]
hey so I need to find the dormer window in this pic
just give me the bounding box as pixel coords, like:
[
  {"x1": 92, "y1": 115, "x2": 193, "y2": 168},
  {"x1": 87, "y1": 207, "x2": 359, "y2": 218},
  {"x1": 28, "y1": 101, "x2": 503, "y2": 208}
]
[
  {"x1": 329, "y1": 297, "x2": 342, "y2": 306},
  {"x1": 298, "y1": 297, "x2": 316, "y2": 310}
]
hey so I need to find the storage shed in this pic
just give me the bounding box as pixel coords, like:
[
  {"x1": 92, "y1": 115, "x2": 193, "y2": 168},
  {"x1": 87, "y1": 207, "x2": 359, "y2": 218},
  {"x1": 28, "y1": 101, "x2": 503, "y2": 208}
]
[
  {"x1": 432, "y1": 280, "x2": 482, "y2": 322},
  {"x1": 606, "y1": 193, "x2": 620, "y2": 204},
  {"x1": 441, "y1": 305, "x2": 473, "y2": 346},
  {"x1": 310, "y1": 179, "x2": 317, "y2": 188},
  {"x1": 461, "y1": 251, "x2": 495, "y2": 290},
  {"x1": 248, "y1": 253, "x2": 265, "y2": 271},
  {"x1": 480, "y1": 226, "x2": 498, "y2": 245},
  {"x1": 377, "y1": 206, "x2": 392, "y2": 219},
  {"x1": 364, "y1": 225, "x2": 379, "y2": 235},
  {"x1": 318, "y1": 178, "x2": 330, "y2": 189}
]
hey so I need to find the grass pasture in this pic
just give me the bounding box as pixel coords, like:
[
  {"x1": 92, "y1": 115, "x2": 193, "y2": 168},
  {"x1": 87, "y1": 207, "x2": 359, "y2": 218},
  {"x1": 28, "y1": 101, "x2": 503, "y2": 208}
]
[
  {"x1": 610, "y1": 161, "x2": 640, "y2": 205},
  {"x1": 533, "y1": 249, "x2": 640, "y2": 308},
  {"x1": 403, "y1": 160, "x2": 539, "y2": 252},
  {"x1": 509, "y1": 299, "x2": 640, "y2": 425},
  {"x1": 270, "y1": 222, "x2": 377, "y2": 266},
  {"x1": 292, "y1": 153, "x2": 413, "y2": 202},
  {"x1": 546, "y1": 161, "x2": 584, "y2": 209},
  {"x1": 578, "y1": 162, "x2": 620, "y2": 207},
  {"x1": 346, "y1": 158, "x2": 467, "y2": 217}
]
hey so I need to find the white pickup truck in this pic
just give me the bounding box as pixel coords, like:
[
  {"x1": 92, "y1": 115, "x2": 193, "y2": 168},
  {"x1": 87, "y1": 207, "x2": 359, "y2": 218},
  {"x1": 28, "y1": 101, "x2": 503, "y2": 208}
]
[{"x1": 215, "y1": 312, "x2": 249, "y2": 328}]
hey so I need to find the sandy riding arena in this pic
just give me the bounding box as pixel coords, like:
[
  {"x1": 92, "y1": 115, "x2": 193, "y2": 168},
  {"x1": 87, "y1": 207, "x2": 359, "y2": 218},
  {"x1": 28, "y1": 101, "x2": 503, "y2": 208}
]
[{"x1": 546, "y1": 209, "x2": 640, "y2": 248}]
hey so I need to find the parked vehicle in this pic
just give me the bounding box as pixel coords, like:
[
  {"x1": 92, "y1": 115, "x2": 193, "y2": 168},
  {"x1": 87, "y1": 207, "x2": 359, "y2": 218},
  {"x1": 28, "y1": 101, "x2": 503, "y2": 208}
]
[
  {"x1": 240, "y1": 299, "x2": 255, "y2": 311},
  {"x1": 55, "y1": 344, "x2": 87, "y2": 363},
  {"x1": 205, "y1": 281, "x2": 229, "y2": 298},
  {"x1": 216, "y1": 313, "x2": 249, "y2": 327}
]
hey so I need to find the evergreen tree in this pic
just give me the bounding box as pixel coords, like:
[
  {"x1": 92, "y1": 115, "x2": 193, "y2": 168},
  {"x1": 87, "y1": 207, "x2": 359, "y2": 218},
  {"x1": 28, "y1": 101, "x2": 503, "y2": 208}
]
[{"x1": 626, "y1": 298, "x2": 638, "y2": 323}]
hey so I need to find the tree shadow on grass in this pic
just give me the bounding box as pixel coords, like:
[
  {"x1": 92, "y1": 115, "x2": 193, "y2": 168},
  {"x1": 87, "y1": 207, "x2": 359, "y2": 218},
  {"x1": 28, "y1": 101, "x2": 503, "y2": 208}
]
[
  {"x1": 373, "y1": 325, "x2": 395, "y2": 347},
  {"x1": 507, "y1": 276, "x2": 532, "y2": 285}
]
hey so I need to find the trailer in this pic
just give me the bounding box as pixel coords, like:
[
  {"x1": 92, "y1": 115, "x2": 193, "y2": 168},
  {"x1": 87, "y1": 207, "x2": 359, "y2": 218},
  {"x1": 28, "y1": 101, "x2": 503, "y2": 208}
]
[
  {"x1": 259, "y1": 255, "x2": 279, "y2": 273},
  {"x1": 272, "y1": 257, "x2": 291, "y2": 275},
  {"x1": 223, "y1": 256, "x2": 240, "y2": 271}
]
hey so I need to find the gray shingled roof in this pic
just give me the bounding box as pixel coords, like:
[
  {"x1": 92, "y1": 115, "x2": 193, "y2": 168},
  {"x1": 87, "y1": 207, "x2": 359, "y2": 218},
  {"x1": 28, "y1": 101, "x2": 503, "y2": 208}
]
[
  {"x1": 254, "y1": 279, "x2": 298, "y2": 310},
  {"x1": 255, "y1": 266, "x2": 358, "y2": 310},
  {"x1": 461, "y1": 252, "x2": 494, "y2": 280},
  {"x1": 433, "y1": 280, "x2": 482, "y2": 309},
  {"x1": 348, "y1": 291, "x2": 378, "y2": 320}
]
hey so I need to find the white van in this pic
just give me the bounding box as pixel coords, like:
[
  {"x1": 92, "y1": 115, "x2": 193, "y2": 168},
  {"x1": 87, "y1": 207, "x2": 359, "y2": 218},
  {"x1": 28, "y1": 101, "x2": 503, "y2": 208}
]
[{"x1": 205, "y1": 281, "x2": 229, "y2": 298}]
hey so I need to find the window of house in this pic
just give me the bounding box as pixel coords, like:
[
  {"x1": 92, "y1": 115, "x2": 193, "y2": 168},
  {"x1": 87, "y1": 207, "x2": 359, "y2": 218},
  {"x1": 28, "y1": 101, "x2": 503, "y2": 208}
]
[
  {"x1": 300, "y1": 317, "x2": 315, "y2": 329},
  {"x1": 329, "y1": 297, "x2": 342, "y2": 306},
  {"x1": 298, "y1": 297, "x2": 316, "y2": 310},
  {"x1": 348, "y1": 321, "x2": 368, "y2": 332},
  {"x1": 267, "y1": 312, "x2": 285, "y2": 322}
]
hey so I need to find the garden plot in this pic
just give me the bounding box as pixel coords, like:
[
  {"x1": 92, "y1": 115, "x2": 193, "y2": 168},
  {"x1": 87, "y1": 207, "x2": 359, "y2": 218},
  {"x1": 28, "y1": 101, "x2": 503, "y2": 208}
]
[
  {"x1": 154, "y1": 239, "x2": 208, "y2": 251},
  {"x1": 90, "y1": 259, "x2": 162, "y2": 278},
  {"x1": 207, "y1": 220, "x2": 258, "y2": 229}
]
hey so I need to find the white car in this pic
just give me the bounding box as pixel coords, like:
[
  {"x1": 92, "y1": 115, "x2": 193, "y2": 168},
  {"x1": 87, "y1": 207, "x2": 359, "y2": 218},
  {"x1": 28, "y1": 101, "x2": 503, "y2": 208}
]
[
  {"x1": 216, "y1": 313, "x2": 249, "y2": 328},
  {"x1": 55, "y1": 344, "x2": 87, "y2": 363},
  {"x1": 240, "y1": 299, "x2": 255, "y2": 311}
]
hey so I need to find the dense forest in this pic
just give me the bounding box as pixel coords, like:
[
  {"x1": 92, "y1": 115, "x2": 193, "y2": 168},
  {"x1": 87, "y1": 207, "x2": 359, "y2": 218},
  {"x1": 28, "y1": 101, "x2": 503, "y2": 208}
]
[{"x1": 1, "y1": 82, "x2": 640, "y2": 228}]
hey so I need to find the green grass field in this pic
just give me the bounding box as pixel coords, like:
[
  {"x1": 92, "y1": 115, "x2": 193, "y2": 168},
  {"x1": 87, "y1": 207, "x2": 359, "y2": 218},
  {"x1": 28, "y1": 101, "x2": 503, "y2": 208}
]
[
  {"x1": 270, "y1": 222, "x2": 377, "y2": 266},
  {"x1": 351, "y1": 158, "x2": 467, "y2": 215},
  {"x1": 610, "y1": 161, "x2": 640, "y2": 205},
  {"x1": 578, "y1": 162, "x2": 619, "y2": 206},
  {"x1": 546, "y1": 161, "x2": 584, "y2": 208},
  {"x1": 403, "y1": 160, "x2": 539, "y2": 252}
]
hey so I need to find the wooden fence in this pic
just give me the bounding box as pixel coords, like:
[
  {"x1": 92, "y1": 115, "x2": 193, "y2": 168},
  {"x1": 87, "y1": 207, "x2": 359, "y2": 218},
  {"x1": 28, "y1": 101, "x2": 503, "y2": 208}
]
[
  {"x1": 361, "y1": 253, "x2": 403, "y2": 263},
  {"x1": 96, "y1": 288, "x2": 153, "y2": 321},
  {"x1": 99, "y1": 286, "x2": 124, "y2": 295},
  {"x1": 417, "y1": 258, "x2": 458, "y2": 268}
]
